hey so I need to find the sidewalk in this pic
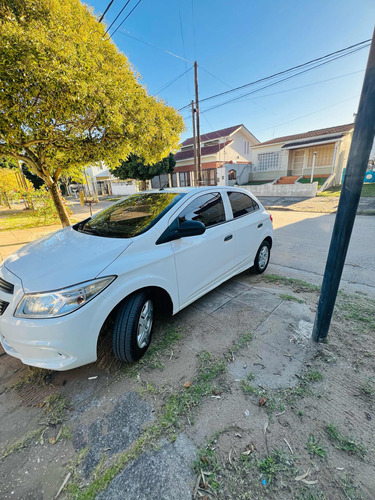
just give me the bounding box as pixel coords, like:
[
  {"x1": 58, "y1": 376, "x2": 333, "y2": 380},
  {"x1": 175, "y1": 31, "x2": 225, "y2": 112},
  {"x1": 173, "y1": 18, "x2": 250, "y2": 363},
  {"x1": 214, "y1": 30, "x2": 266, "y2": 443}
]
[{"x1": 259, "y1": 195, "x2": 375, "y2": 214}]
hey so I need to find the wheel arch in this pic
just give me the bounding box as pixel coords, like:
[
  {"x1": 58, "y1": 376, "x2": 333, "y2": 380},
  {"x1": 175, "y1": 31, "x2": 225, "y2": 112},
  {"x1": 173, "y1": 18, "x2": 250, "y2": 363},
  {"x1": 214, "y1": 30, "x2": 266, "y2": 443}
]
[
  {"x1": 263, "y1": 236, "x2": 273, "y2": 249},
  {"x1": 96, "y1": 286, "x2": 174, "y2": 353}
]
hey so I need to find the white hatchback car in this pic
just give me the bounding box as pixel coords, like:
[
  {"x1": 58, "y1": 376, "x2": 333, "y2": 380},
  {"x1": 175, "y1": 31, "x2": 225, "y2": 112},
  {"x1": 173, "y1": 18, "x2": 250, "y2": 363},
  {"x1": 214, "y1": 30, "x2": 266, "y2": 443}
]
[{"x1": 0, "y1": 187, "x2": 273, "y2": 371}]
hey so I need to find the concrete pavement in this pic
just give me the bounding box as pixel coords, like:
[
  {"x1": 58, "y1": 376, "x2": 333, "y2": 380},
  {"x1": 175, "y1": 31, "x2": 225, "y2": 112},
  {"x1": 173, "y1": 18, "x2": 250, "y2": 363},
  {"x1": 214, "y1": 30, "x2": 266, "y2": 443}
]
[{"x1": 259, "y1": 195, "x2": 375, "y2": 214}]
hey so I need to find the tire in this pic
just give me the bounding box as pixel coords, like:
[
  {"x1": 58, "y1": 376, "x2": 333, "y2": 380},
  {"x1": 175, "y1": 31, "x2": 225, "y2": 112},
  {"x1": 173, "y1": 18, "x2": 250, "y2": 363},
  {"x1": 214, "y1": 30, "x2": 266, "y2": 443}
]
[
  {"x1": 253, "y1": 240, "x2": 271, "y2": 274},
  {"x1": 112, "y1": 291, "x2": 154, "y2": 363}
]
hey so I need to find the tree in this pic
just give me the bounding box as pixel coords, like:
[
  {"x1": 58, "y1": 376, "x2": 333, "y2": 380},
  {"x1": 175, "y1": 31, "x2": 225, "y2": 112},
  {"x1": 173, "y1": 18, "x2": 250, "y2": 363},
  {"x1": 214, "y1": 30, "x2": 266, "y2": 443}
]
[
  {"x1": 0, "y1": 168, "x2": 21, "y2": 208},
  {"x1": 0, "y1": 0, "x2": 184, "y2": 227},
  {"x1": 112, "y1": 153, "x2": 176, "y2": 190}
]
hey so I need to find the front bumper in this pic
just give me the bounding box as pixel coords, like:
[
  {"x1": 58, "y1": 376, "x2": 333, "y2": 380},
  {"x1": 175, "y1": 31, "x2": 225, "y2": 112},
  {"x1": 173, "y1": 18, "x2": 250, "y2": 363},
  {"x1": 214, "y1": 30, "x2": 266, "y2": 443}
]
[{"x1": 0, "y1": 267, "x2": 114, "y2": 371}]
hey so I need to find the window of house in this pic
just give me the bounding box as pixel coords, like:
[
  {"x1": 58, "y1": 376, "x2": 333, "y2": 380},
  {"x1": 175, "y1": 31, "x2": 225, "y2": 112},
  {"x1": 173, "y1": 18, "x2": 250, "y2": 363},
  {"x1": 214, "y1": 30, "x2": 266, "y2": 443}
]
[
  {"x1": 244, "y1": 141, "x2": 250, "y2": 155},
  {"x1": 258, "y1": 152, "x2": 280, "y2": 171},
  {"x1": 228, "y1": 192, "x2": 259, "y2": 218},
  {"x1": 228, "y1": 169, "x2": 237, "y2": 180},
  {"x1": 178, "y1": 193, "x2": 225, "y2": 228},
  {"x1": 307, "y1": 145, "x2": 334, "y2": 168},
  {"x1": 179, "y1": 172, "x2": 191, "y2": 187}
]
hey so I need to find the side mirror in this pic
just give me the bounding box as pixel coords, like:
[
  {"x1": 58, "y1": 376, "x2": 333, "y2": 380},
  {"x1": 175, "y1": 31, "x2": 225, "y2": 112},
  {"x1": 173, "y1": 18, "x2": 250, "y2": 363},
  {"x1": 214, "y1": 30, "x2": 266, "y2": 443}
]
[{"x1": 156, "y1": 219, "x2": 206, "y2": 245}]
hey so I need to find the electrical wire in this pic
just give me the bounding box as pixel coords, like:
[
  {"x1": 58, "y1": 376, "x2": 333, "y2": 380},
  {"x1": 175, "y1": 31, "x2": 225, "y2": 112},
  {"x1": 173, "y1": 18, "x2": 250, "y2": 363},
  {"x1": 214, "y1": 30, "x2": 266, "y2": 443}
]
[
  {"x1": 98, "y1": 0, "x2": 115, "y2": 23},
  {"x1": 104, "y1": 0, "x2": 131, "y2": 36},
  {"x1": 199, "y1": 45, "x2": 370, "y2": 114},
  {"x1": 178, "y1": 39, "x2": 371, "y2": 110},
  {"x1": 155, "y1": 67, "x2": 193, "y2": 95},
  {"x1": 111, "y1": 0, "x2": 144, "y2": 37},
  {"x1": 117, "y1": 29, "x2": 193, "y2": 62}
]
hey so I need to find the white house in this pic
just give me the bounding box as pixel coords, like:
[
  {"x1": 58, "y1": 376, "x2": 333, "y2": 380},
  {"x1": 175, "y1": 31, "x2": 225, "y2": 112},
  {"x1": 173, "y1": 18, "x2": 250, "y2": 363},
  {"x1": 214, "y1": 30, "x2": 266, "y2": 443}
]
[
  {"x1": 251, "y1": 123, "x2": 354, "y2": 185},
  {"x1": 171, "y1": 124, "x2": 260, "y2": 187}
]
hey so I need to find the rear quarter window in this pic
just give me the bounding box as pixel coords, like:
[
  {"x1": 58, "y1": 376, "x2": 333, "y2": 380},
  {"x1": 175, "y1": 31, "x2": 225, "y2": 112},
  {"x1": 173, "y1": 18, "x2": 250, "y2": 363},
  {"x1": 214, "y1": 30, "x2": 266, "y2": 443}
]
[{"x1": 228, "y1": 191, "x2": 259, "y2": 218}]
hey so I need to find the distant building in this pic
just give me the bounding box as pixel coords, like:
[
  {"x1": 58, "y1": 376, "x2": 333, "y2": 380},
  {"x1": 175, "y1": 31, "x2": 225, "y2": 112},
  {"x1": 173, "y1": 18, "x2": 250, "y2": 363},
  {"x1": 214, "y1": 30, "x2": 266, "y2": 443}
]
[
  {"x1": 171, "y1": 124, "x2": 259, "y2": 187},
  {"x1": 251, "y1": 123, "x2": 354, "y2": 185}
]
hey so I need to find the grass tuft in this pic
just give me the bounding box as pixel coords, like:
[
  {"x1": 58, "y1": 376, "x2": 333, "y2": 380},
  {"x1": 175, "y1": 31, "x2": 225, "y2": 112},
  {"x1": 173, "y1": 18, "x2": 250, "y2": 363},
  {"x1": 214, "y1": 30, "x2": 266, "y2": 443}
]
[
  {"x1": 306, "y1": 434, "x2": 326, "y2": 458},
  {"x1": 325, "y1": 424, "x2": 366, "y2": 457}
]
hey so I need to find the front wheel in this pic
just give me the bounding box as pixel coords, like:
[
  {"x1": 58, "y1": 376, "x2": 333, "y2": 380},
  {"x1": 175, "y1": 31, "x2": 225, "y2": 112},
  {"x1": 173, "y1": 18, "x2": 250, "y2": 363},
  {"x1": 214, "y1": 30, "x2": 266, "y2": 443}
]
[
  {"x1": 253, "y1": 240, "x2": 270, "y2": 274},
  {"x1": 112, "y1": 291, "x2": 154, "y2": 363}
]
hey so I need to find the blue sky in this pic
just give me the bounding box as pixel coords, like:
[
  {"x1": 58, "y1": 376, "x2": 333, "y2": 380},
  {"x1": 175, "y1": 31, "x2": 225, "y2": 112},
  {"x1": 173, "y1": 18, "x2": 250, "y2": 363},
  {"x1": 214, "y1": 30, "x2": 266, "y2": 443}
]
[{"x1": 88, "y1": 0, "x2": 374, "y2": 143}]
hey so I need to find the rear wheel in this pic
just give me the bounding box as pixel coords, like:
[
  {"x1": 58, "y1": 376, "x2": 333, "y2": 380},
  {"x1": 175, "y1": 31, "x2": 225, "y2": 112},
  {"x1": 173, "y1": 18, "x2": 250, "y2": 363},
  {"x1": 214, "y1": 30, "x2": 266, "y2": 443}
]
[
  {"x1": 253, "y1": 240, "x2": 270, "y2": 274},
  {"x1": 112, "y1": 291, "x2": 154, "y2": 363}
]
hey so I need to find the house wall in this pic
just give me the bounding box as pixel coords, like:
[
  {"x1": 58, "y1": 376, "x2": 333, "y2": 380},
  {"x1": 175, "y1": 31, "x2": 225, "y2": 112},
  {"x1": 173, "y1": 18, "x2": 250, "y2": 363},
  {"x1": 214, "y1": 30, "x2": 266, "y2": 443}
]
[
  {"x1": 111, "y1": 181, "x2": 137, "y2": 196},
  {"x1": 251, "y1": 143, "x2": 288, "y2": 181},
  {"x1": 216, "y1": 163, "x2": 252, "y2": 186},
  {"x1": 222, "y1": 130, "x2": 254, "y2": 163}
]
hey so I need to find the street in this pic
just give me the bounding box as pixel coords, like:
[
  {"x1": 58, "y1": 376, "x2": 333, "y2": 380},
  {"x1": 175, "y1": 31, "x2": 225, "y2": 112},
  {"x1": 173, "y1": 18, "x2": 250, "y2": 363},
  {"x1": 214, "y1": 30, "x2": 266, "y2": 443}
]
[{"x1": 270, "y1": 210, "x2": 375, "y2": 296}]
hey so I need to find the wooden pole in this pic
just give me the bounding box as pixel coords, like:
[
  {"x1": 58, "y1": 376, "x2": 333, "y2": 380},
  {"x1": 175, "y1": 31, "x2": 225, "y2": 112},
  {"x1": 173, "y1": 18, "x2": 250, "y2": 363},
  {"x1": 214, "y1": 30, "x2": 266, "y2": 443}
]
[
  {"x1": 194, "y1": 61, "x2": 202, "y2": 185},
  {"x1": 312, "y1": 27, "x2": 375, "y2": 342},
  {"x1": 191, "y1": 100, "x2": 198, "y2": 186}
]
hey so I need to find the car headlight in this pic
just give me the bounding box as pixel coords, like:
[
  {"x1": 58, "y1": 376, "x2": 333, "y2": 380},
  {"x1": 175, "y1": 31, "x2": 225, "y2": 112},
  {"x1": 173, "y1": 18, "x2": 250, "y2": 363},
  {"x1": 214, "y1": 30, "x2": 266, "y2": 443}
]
[{"x1": 15, "y1": 276, "x2": 116, "y2": 319}]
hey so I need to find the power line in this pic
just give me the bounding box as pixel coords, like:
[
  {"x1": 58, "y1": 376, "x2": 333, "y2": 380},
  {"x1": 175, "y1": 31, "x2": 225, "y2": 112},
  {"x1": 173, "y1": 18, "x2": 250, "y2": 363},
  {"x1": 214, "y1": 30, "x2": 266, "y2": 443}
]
[
  {"x1": 200, "y1": 66, "x2": 232, "y2": 89},
  {"x1": 104, "y1": 0, "x2": 131, "y2": 36},
  {"x1": 232, "y1": 69, "x2": 365, "y2": 104},
  {"x1": 117, "y1": 30, "x2": 193, "y2": 62},
  {"x1": 111, "y1": 0, "x2": 144, "y2": 37},
  {"x1": 199, "y1": 45, "x2": 370, "y2": 114},
  {"x1": 178, "y1": 39, "x2": 371, "y2": 110},
  {"x1": 256, "y1": 94, "x2": 360, "y2": 134},
  {"x1": 98, "y1": 0, "x2": 115, "y2": 23},
  {"x1": 155, "y1": 67, "x2": 193, "y2": 95}
]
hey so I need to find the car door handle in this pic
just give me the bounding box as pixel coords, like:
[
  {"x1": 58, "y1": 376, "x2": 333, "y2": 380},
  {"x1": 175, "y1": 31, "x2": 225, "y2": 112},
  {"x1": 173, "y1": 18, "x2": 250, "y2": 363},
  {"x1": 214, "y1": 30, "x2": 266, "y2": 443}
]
[
  {"x1": 257, "y1": 223, "x2": 263, "y2": 228},
  {"x1": 224, "y1": 234, "x2": 233, "y2": 241}
]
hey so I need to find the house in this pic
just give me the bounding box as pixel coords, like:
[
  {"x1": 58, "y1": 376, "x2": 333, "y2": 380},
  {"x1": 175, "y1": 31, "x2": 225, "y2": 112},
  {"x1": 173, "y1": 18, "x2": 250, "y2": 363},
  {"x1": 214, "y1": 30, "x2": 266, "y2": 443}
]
[
  {"x1": 251, "y1": 123, "x2": 354, "y2": 185},
  {"x1": 170, "y1": 124, "x2": 260, "y2": 187}
]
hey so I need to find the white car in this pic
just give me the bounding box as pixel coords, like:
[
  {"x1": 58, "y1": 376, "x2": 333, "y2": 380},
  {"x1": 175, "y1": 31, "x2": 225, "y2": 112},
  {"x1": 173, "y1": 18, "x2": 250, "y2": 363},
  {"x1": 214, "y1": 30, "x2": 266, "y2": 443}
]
[{"x1": 0, "y1": 187, "x2": 273, "y2": 371}]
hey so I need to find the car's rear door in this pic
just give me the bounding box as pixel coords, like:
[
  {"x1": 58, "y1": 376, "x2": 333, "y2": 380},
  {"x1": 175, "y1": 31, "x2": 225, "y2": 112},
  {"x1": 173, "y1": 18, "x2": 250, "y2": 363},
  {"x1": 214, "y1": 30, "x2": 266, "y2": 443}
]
[
  {"x1": 225, "y1": 190, "x2": 268, "y2": 270},
  {"x1": 170, "y1": 191, "x2": 235, "y2": 309}
]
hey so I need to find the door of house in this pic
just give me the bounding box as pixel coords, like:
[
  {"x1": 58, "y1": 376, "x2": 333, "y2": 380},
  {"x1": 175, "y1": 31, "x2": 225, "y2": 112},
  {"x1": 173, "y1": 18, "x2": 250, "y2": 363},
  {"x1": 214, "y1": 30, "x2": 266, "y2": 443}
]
[{"x1": 289, "y1": 150, "x2": 305, "y2": 176}]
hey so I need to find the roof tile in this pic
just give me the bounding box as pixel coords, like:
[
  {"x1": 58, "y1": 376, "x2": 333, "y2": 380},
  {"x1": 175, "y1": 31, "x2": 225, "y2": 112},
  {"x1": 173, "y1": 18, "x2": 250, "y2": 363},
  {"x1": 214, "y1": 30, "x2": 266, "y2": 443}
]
[
  {"x1": 256, "y1": 123, "x2": 354, "y2": 146},
  {"x1": 175, "y1": 140, "x2": 232, "y2": 162}
]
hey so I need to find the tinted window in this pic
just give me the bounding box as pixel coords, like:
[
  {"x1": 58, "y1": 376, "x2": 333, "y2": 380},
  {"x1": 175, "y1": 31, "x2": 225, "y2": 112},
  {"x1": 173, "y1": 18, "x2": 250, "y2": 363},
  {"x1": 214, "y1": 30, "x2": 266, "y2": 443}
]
[
  {"x1": 178, "y1": 193, "x2": 225, "y2": 228},
  {"x1": 76, "y1": 192, "x2": 185, "y2": 238},
  {"x1": 228, "y1": 191, "x2": 259, "y2": 218}
]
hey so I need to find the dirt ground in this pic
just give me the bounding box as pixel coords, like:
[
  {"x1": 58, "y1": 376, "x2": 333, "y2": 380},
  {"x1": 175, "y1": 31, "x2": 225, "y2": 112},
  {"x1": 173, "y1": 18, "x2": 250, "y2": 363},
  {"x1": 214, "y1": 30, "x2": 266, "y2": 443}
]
[{"x1": 0, "y1": 270, "x2": 374, "y2": 500}]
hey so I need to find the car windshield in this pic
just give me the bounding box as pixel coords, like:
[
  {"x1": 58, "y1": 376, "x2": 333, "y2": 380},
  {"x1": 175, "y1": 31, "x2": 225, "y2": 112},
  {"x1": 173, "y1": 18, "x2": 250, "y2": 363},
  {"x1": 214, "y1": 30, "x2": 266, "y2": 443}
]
[{"x1": 76, "y1": 192, "x2": 186, "y2": 238}]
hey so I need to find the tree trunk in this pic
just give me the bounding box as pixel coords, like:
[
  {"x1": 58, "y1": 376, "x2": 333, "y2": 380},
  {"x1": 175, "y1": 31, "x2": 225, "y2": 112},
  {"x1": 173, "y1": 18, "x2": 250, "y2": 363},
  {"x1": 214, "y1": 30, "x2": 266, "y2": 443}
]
[
  {"x1": 141, "y1": 180, "x2": 146, "y2": 191},
  {"x1": 49, "y1": 182, "x2": 71, "y2": 227}
]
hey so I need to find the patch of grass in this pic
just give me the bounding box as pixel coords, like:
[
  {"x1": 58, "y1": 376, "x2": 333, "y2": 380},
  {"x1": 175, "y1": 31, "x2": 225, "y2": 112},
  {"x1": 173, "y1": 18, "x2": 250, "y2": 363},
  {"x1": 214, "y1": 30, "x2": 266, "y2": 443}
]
[
  {"x1": 298, "y1": 177, "x2": 328, "y2": 189},
  {"x1": 0, "y1": 210, "x2": 59, "y2": 231},
  {"x1": 361, "y1": 183, "x2": 375, "y2": 197},
  {"x1": 335, "y1": 294, "x2": 375, "y2": 332},
  {"x1": 335, "y1": 475, "x2": 363, "y2": 500},
  {"x1": 44, "y1": 394, "x2": 69, "y2": 427},
  {"x1": 72, "y1": 352, "x2": 226, "y2": 499},
  {"x1": 361, "y1": 378, "x2": 375, "y2": 396},
  {"x1": 8, "y1": 366, "x2": 54, "y2": 391},
  {"x1": 241, "y1": 380, "x2": 260, "y2": 397},
  {"x1": 124, "y1": 326, "x2": 182, "y2": 375},
  {"x1": 247, "y1": 371, "x2": 254, "y2": 381},
  {"x1": 193, "y1": 434, "x2": 222, "y2": 493},
  {"x1": 280, "y1": 293, "x2": 305, "y2": 303},
  {"x1": 296, "y1": 491, "x2": 327, "y2": 500},
  {"x1": 0, "y1": 428, "x2": 44, "y2": 459},
  {"x1": 61, "y1": 425, "x2": 72, "y2": 441},
  {"x1": 225, "y1": 331, "x2": 253, "y2": 361},
  {"x1": 297, "y1": 410, "x2": 303, "y2": 417},
  {"x1": 264, "y1": 274, "x2": 320, "y2": 292},
  {"x1": 317, "y1": 186, "x2": 341, "y2": 197},
  {"x1": 325, "y1": 424, "x2": 366, "y2": 458},
  {"x1": 305, "y1": 371, "x2": 323, "y2": 382},
  {"x1": 306, "y1": 434, "x2": 326, "y2": 458},
  {"x1": 258, "y1": 449, "x2": 295, "y2": 484}
]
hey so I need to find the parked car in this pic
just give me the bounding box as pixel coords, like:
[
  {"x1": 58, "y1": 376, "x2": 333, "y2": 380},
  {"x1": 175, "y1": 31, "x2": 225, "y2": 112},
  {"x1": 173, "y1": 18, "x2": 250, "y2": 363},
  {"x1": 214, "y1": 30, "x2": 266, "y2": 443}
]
[{"x1": 0, "y1": 187, "x2": 273, "y2": 371}]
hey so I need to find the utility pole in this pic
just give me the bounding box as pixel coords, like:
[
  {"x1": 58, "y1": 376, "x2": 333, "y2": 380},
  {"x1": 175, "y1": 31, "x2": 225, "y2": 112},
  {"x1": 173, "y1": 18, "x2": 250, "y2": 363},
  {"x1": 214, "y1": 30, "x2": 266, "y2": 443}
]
[
  {"x1": 191, "y1": 100, "x2": 198, "y2": 186},
  {"x1": 194, "y1": 61, "x2": 202, "y2": 185},
  {"x1": 312, "y1": 27, "x2": 375, "y2": 342}
]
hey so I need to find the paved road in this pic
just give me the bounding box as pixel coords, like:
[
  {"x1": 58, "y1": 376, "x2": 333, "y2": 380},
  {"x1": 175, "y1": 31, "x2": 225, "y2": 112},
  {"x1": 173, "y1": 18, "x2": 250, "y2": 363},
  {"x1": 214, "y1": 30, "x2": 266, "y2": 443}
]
[{"x1": 269, "y1": 210, "x2": 375, "y2": 296}]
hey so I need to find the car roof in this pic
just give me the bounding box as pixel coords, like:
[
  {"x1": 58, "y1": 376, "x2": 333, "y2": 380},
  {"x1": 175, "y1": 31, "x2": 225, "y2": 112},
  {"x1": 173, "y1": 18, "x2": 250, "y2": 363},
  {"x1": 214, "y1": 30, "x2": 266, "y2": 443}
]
[{"x1": 145, "y1": 186, "x2": 251, "y2": 195}]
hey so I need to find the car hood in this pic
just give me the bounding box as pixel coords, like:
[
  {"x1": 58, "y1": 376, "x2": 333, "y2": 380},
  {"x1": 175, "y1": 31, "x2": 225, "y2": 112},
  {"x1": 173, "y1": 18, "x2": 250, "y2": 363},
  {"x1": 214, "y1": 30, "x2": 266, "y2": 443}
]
[{"x1": 4, "y1": 226, "x2": 132, "y2": 293}]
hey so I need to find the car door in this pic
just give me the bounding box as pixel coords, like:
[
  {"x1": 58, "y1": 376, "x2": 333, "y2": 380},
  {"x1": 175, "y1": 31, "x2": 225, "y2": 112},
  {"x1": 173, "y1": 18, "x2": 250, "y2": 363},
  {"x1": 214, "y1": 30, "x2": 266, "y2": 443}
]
[
  {"x1": 170, "y1": 191, "x2": 235, "y2": 308},
  {"x1": 226, "y1": 190, "x2": 267, "y2": 270}
]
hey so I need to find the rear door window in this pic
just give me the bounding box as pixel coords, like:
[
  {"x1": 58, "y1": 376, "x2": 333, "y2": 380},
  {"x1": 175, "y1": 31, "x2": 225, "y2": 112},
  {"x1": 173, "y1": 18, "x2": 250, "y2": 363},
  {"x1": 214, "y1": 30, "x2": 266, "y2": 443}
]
[
  {"x1": 228, "y1": 191, "x2": 259, "y2": 218},
  {"x1": 178, "y1": 192, "x2": 226, "y2": 228}
]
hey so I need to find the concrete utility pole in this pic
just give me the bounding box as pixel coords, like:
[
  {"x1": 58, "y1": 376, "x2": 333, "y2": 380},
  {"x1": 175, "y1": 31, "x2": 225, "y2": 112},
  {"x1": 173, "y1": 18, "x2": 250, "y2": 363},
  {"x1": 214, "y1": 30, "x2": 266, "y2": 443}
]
[
  {"x1": 194, "y1": 61, "x2": 202, "y2": 185},
  {"x1": 312, "y1": 27, "x2": 375, "y2": 342},
  {"x1": 191, "y1": 100, "x2": 198, "y2": 186}
]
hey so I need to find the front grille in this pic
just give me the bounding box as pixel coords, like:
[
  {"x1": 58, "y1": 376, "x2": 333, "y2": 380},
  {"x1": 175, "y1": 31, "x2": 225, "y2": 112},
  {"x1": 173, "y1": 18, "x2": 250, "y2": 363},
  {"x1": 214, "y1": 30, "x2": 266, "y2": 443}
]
[
  {"x1": 0, "y1": 299, "x2": 9, "y2": 316},
  {"x1": 0, "y1": 277, "x2": 14, "y2": 294}
]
